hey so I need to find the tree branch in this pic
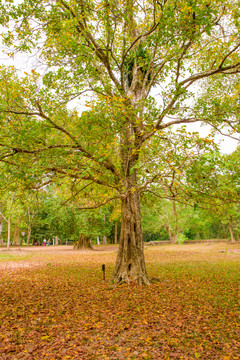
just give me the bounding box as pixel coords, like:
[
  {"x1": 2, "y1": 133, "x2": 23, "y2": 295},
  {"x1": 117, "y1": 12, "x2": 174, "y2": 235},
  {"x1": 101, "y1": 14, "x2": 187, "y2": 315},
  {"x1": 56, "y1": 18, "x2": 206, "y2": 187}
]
[{"x1": 77, "y1": 195, "x2": 120, "y2": 210}]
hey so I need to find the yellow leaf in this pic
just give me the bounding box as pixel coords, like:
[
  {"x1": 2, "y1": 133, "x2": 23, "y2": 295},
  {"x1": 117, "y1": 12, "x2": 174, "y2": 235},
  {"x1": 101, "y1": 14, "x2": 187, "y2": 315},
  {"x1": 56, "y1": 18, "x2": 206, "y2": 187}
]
[{"x1": 41, "y1": 335, "x2": 50, "y2": 340}]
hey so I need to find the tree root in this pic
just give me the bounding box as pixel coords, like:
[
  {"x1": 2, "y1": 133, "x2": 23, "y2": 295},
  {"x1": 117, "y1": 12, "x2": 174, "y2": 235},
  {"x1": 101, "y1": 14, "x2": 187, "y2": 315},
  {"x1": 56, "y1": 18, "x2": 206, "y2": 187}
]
[{"x1": 110, "y1": 272, "x2": 151, "y2": 286}]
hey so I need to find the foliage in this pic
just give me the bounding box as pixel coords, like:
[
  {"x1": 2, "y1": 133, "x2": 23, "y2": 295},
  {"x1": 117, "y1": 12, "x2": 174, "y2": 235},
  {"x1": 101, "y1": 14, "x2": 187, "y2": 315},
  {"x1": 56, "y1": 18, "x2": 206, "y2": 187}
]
[
  {"x1": 176, "y1": 232, "x2": 188, "y2": 244},
  {"x1": 1, "y1": 0, "x2": 240, "y2": 282}
]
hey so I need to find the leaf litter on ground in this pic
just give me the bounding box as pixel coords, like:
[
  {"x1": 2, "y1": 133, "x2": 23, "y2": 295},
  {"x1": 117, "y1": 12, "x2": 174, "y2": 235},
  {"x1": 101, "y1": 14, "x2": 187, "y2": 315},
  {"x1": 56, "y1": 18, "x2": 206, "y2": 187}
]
[{"x1": 0, "y1": 243, "x2": 239, "y2": 359}]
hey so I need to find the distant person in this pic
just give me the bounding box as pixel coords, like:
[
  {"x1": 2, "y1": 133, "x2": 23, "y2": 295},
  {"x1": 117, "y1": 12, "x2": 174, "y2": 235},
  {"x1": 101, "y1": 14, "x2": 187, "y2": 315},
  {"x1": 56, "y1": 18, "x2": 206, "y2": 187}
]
[
  {"x1": 43, "y1": 239, "x2": 47, "y2": 246},
  {"x1": 47, "y1": 239, "x2": 51, "y2": 246}
]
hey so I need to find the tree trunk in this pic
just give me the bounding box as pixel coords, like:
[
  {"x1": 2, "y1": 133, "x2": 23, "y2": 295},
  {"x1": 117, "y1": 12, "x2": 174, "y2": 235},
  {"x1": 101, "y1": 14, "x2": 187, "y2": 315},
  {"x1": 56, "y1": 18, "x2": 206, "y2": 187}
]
[
  {"x1": 228, "y1": 218, "x2": 235, "y2": 243},
  {"x1": 74, "y1": 234, "x2": 93, "y2": 249},
  {"x1": 102, "y1": 214, "x2": 107, "y2": 244},
  {"x1": 172, "y1": 228, "x2": 179, "y2": 243},
  {"x1": 169, "y1": 201, "x2": 179, "y2": 243},
  {"x1": 166, "y1": 224, "x2": 179, "y2": 243},
  {"x1": 114, "y1": 222, "x2": 118, "y2": 244},
  {"x1": 102, "y1": 234, "x2": 107, "y2": 245},
  {"x1": 0, "y1": 217, "x2": 3, "y2": 245},
  {"x1": 110, "y1": 51, "x2": 150, "y2": 284},
  {"x1": 55, "y1": 236, "x2": 59, "y2": 246},
  {"x1": 13, "y1": 222, "x2": 20, "y2": 245},
  {"x1": 166, "y1": 224, "x2": 173, "y2": 242},
  {"x1": 111, "y1": 191, "x2": 150, "y2": 285},
  {"x1": 27, "y1": 208, "x2": 35, "y2": 246},
  {"x1": 27, "y1": 226, "x2": 31, "y2": 246},
  {"x1": 7, "y1": 219, "x2": 10, "y2": 250}
]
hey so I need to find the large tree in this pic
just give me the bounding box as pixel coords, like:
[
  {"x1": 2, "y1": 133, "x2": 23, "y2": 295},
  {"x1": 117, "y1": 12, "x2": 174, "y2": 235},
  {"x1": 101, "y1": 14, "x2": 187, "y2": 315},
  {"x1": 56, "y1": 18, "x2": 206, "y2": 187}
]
[{"x1": 0, "y1": 0, "x2": 240, "y2": 284}]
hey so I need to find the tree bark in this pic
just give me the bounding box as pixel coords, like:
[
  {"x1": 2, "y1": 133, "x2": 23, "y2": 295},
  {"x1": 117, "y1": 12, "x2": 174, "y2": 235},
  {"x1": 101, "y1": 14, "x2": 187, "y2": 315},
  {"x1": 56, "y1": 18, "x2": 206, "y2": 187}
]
[
  {"x1": 114, "y1": 222, "x2": 118, "y2": 244},
  {"x1": 166, "y1": 224, "x2": 179, "y2": 243},
  {"x1": 102, "y1": 234, "x2": 107, "y2": 245},
  {"x1": 13, "y1": 222, "x2": 20, "y2": 246},
  {"x1": 228, "y1": 217, "x2": 235, "y2": 243},
  {"x1": 74, "y1": 234, "x2": 93, "y2": 249},
  {"x1": 27, "y1": 226, "x2": 31, "y2": 246},
  {"x1": 0, "y1": 217, "x2": 3, "y2": 245},
  {"x1": 102, "y1": 214, "x2": 107, "y2": 244},
  {"x1": 7, "y1": 218, "x2": 10, "y2": 250},
  {"x1": 111, "y1": 190, "x2": 150, "y2": 285}
]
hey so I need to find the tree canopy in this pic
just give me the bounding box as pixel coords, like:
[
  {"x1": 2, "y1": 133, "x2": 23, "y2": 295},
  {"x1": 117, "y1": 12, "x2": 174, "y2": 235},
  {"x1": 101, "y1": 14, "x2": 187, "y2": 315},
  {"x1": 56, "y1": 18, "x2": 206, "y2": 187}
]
[{"x1": 0, "y1": 0, "x2": 240, "y2": 284}]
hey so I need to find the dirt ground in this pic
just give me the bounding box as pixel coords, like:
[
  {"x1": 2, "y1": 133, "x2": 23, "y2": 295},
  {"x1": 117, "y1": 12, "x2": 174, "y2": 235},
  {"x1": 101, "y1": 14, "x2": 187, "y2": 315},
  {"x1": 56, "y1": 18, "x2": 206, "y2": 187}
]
[{"x1": 0, "y1": 242, "x2": 239, "y2": 359}]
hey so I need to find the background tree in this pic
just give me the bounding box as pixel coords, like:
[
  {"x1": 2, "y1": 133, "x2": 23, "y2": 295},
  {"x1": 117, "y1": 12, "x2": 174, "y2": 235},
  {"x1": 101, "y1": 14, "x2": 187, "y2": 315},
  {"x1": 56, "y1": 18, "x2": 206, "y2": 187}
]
[
  {"x1": 186, "y1": 148, "x2": 240, "y2": 242},
  {"x1": 0, "y1": 0, "x2": 240, "y2": 284}
]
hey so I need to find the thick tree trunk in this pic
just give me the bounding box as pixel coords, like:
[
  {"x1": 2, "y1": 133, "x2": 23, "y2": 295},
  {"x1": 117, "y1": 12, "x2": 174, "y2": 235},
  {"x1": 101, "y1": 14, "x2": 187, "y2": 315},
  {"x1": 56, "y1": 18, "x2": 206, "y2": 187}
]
[
  {"x1": 74, "y1": 234, "x2": 93, "y2": 249},
  {"x1": 110, "y1": 58, "x2": 150, "y2": 284},
  {"x1": 111, "y1": 191, "x2": 150, "y2": 285}
]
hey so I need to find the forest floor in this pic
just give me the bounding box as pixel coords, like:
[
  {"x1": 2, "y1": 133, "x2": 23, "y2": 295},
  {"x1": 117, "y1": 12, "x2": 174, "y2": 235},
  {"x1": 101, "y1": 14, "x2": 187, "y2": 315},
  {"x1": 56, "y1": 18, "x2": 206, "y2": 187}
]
[{"x1": 0, "y1": 242, "x2": 239, "y2": 359}]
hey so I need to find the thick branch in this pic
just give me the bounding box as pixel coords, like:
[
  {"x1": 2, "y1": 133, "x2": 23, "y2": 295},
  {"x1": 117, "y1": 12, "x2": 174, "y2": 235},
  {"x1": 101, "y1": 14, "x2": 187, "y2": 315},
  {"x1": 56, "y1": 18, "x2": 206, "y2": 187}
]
[
  {"x1": 1, "y1": 106, "x2": 119, "y2": 177},
  {"x1": 61, "y1": 181, "x2": 94, "y2": 206},
  {"x1": 180, "y1": 62, "x2": 240, "y2": 87}
]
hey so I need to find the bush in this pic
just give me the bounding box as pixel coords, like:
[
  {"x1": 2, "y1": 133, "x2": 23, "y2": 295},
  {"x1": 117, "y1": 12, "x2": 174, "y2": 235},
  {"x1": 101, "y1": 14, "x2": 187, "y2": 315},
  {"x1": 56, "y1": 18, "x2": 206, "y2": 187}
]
[{"x1": 176, "y1": 233, "x2": 188, "y2": 244}]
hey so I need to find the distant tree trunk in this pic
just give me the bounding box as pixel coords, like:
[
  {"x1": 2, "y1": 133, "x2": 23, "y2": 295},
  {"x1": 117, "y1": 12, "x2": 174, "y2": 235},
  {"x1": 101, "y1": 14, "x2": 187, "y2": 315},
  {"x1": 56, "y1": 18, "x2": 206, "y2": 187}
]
[
  {"x1": 165, "y1": 201, "x2": 180, "y2": 243},
  {"x1": 114, "y1": 222, "x2": 118, "y2": 244},
  {"x1": 228, "y1": 217, "x2": 235, "y2": 243},
  {"x1": 102, "y1": 234, "x2": 107, "y2": 245},
  {"x1": 166, "y1": 224, "x2": 172, "y2": 242},
  {"x1": 55, "y1": 236, "x2": 59, "y2": 245},
  {"x1": 27, "y1": 225, "x2": 31, "y2": 246},
  {"x1": 166, "y1": 224, "x2": 179, "y2": 243},
  {"x1": 13, "y1": 222, "x2": 20, "y2": 245},
  {"x1": 0, "y1": 212, "x2": 11, "y2": 249},
  {"x1": 0, "y1": 217, "x2": 3, "y2": 245},
  {"x1": 26, "y1": 208, "x2": 35, "y2": 246},
  {"x1": 7, "y1": 219, "x2": 10, "y2": 250},
  {"x1": 74, "y1": 234, "x2": 93, "y2": 249},
  {"x1": 102, "y1": 214, "x2": 107, "y2": 244}
]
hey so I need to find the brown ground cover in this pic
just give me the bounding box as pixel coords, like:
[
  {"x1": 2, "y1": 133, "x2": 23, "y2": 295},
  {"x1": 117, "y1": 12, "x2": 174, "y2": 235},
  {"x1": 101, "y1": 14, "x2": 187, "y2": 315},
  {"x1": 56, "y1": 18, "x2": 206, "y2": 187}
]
[{"x1": 0, "y1": 243, "x2": 239, "y2": 359}]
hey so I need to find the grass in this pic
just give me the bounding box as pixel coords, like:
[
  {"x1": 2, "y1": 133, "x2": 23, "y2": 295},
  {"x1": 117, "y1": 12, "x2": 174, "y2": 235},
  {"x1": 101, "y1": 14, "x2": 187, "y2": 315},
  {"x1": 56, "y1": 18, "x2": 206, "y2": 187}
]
[{"x1": 0, "y1": 243, "x2": 239, "y2": 359}]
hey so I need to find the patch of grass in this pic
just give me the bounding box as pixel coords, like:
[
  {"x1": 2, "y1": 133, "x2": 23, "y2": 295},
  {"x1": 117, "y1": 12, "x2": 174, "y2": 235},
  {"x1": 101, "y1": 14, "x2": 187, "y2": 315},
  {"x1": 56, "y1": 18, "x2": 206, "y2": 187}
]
[{"x1": 0, "y1": 250, "x2": 33, "y2": 262}]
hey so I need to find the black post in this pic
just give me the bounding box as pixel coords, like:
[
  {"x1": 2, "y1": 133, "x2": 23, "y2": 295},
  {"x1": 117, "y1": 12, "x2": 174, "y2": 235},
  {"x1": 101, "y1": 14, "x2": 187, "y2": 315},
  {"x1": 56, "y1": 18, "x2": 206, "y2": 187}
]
[{"x1": 102, "y1": 264, "x2": 105, "y2": 281}]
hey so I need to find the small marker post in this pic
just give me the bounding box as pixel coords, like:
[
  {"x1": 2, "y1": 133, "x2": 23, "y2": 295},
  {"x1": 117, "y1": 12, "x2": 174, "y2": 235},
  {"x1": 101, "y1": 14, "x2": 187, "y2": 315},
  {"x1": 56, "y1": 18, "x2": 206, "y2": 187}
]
[{"x1": 102, "y1": 264, "x2": 106, "y2": 281}]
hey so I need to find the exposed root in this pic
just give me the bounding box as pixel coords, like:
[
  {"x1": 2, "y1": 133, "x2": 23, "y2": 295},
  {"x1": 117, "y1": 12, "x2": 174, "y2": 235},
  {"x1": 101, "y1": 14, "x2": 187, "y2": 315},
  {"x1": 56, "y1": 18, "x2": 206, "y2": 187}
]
[{"x1": 110, "y1": 271, "x2": 151, "y2": 286}]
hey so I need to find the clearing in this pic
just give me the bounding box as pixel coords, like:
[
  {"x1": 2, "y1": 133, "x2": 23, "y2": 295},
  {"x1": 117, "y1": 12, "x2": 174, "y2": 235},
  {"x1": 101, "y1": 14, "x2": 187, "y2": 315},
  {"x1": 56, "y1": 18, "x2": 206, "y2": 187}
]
[{"x1": 0, "y1": 243, "x2": 239, "y2": 359}]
